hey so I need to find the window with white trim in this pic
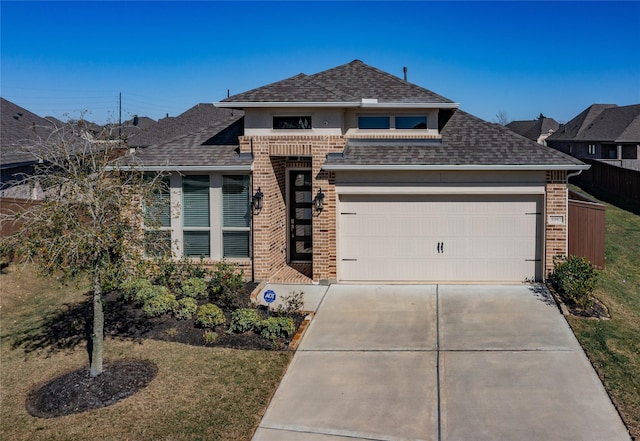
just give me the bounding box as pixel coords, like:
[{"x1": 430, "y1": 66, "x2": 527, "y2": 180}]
[
  {"x1": 222, "y1": 175, "x2": 250, "y2": 258},
  {"x1": 182, "y1": 175, "x2": 210, "y2": 258},
  {"x1": 588, "y1": 144, "x2": 596, "y2": 155},
  {"x1": 143, "y1": 175, "x2": 171, "y2": 257}
]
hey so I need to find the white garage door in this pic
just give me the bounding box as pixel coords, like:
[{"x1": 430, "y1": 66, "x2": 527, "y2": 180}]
[{"x1": 338, "y1": 194, "x2": 543, "y2": 282}]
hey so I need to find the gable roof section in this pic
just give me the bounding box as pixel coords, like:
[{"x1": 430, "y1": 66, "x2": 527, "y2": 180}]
[
  {"x1": 124, "y1": 115, "x2": 251, "y2": 171},
  {"x1": 548, "y1": 104, "x2": 618, "y2": 141},
  {"x1": 324, "y1": 110, "x2": 587, "y2": 171},
  {"x1": 507, "y1": 118, "x2": 560, "y2": 141},
  {"x1": 218, "y1": 60, "x2": 457, "y2": 107},
  {"x1": 127, "y1": 103, "x2": 242, "y2": 148},
  {"x1": 1, "y1": 98, "x2": 56, "y2": 167}
]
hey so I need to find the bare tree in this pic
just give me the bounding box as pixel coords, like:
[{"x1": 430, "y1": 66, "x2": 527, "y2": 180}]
[
  {"x1": 2, "y1": 120, "x2": 165, "y2": 376},
  {"x1": 495, "y1": 111, "x2": 510, "y2": 126}
]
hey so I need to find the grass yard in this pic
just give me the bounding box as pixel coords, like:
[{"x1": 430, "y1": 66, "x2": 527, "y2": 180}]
[
  {"x1": 567, "y1": 186, "x2": 640, "y2": 440},
  {"x1": 0, "y1": 265, "x2": 292, "y2": 441}
]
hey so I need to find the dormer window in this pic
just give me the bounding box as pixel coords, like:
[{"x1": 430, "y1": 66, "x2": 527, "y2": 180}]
[
  {"x1": 358, "y1": 115, "x2": 427, "y2": 129},
  {"x1": 273, "y1": 116, "x2": 312, "y2": 130}
]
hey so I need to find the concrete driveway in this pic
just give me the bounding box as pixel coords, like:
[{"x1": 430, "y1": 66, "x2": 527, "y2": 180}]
[{"x1": 252, "y1": 284, "x2": 630, "y2": 441}]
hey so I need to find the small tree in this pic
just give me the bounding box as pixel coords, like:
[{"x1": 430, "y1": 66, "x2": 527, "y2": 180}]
[
  {"x1": 2, "y1": 120, "x2": 166, "y2": 377},
  {"x1": 495, "y1": 111, "x2": 510, "y2": 126}
]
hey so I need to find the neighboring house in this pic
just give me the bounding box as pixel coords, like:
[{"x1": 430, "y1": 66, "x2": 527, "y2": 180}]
[
  {"x1": 0, "y1": 98, "x2": 55, "y2": 199},
  {"x1": 546, "y1": 104, "x2": 640, "y2": 168},
  {"x1": 127, "y1": 60, "x2": 587, "y2": 284},
  {"x1": 506, "y1": 117, "x2": 560, "y2": 145},
  {"x1": 127, "y1": 103, "x2": 241, "y2": 148}
]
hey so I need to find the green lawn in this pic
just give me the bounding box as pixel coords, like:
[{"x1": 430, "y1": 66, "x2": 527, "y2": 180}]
[
  {"x1": 0, "y1": 265, "x2": 292, "y2": 441},
  {"x1": 567, "y1": 186, "x2": 640, "y2": 440}
]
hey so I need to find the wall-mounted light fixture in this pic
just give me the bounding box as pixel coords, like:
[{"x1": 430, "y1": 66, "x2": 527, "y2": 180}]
[
  {"x1": 313, "y1": 188, "x2": 325, "y2": 212},
  {"x1": 252, "y1": 187, "x2": 264, "y2": 211}
]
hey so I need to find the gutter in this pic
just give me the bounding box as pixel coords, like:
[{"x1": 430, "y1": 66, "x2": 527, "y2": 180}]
[
  {"x1": 322, "y1": 164, "x2": 592, "y2": 172},
  {"x1": 108, "y1": 165, "x2": 252, "y2": 172}
]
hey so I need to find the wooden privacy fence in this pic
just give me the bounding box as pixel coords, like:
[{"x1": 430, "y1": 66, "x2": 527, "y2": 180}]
[
  {"x1": 574, "y1": 159, "x2": 640, "y2": 202},
  {"x1": 568, "y1": 191, "x2": 606, "y2": 268},
  {"x1": 0, "y1": 198, "x2": 41, "y2": 237}
]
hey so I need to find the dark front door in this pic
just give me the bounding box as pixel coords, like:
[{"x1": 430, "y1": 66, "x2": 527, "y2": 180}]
[{"x1": 289, "y1": 170, "x2": 312, "y2": 262}]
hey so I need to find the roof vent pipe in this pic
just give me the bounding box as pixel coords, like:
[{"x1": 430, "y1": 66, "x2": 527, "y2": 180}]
[{"x1": 403, "y1": 66, "x2": 408, "y2": 81}]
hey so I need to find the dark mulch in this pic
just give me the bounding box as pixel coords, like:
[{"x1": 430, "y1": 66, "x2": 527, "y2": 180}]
[
  {"x1": 546, "y1": 283, "x2": 610, "y2": 319},
  {"x1": 26, "y1": 360, "x2": 158, "y2": 418},
  {"x1": 21, "y1": 282, "x2": 304, "y2": 418}
]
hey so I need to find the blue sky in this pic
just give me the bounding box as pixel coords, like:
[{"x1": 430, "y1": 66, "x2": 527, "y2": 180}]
[{"x1": 2, "y1": 1, "x2": 639, "y2": 125}]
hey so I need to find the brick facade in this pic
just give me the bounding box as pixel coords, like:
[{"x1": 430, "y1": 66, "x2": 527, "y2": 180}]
[
  {"x1": 545, "y1": 170, "x2": 568, "y2": 278},
  {"x1": 241, "y1": 135, "x2": 345, "y2": 282},
  {"x1": 242, "y1": 136, "x2": 569, "y2": 283}
]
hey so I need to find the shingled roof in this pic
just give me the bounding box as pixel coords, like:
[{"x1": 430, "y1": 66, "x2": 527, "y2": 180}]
[
  {"x1": 125, "y1": 115, "x2": 250, "y2": 169},
  {"x1": 221, "y1": 60, "x2": 455, "y2": 105},
  {"x1": 1, "y1": 98, "x2": 55, "y2": 167},
  {"x1": 549, "y1": 104, "x2": 640, "y2": 143},
  {"x1": 506, "y1": 118, "x2": 560, "y2": 141},
  {"x1": 127, "y1": 104, "x2": 242, "y2": 148},
  {"x1": 324, "y1": 110, "x2": 586, "y2": 169}
]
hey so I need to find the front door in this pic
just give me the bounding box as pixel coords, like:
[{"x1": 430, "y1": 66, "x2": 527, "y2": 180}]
[{"x1": 289, "y1": 170, "x2": 313, "y2": 262}]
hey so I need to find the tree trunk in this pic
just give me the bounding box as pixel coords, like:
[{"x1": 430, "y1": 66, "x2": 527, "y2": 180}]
[{"x1": 90, "y1": 274, "x2": 104, "y2": 377}]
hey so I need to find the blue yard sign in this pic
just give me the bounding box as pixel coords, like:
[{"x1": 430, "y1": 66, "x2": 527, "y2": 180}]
[{"x1": 263, "y1": 289, "x2": 277, "y2": 304}]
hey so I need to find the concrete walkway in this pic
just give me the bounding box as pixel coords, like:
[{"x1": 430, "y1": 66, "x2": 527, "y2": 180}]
[{"x1": 252, "y1": 284, "x2": 630, "y2": 441}]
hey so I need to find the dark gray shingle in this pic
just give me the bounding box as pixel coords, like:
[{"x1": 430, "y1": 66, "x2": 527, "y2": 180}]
[
  {"x1": 223, "y1": 60, "x2": 454, "y2": 104},
  {"x1": 325, "y1": 110, "x2": 584, "y2": 167}
]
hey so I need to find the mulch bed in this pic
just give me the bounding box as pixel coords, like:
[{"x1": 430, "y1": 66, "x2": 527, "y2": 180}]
[
  {"x1": 24, "y1": 282, "x2": 304, "y2": 418},
  {"x1": 546, "y1": 283, "x2": 610, "y2": 320},
  {"x1": 26, "y1": 360, "x2": 158, "y2": 418}
]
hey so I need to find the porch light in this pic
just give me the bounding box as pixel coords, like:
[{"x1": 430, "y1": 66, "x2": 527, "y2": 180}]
[
  {"x1": 252, "y1": 187, "x2": 264, "y2": 211},
  {"x1": 313, "y1": 188, "x2": 325, "y2": 211}
]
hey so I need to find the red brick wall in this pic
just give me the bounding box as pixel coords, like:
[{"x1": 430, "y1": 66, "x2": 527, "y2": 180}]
[
  {"x1": 545, "y1": 170, "x2": 568, "y2": 278},
  {"x1": 243, "y1": 135, "x2": 344, "y2": 282}
]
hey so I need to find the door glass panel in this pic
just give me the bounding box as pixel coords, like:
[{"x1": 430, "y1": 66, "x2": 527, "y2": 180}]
[{"x1": 289, "y1": 170, "x2": 313, "y2": 262}]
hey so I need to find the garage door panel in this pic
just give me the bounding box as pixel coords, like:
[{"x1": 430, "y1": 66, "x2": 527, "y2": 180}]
[{"x1": 338, "y1": 194, "x2": 542, "y2": 282}]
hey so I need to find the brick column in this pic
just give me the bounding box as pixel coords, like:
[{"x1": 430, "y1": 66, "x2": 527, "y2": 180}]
[{"x1": 545, "y1": 170, "x2": 568, "y2": 278}]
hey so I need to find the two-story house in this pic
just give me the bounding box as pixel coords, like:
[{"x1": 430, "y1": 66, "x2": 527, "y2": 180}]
[
  {"x1": 546, "y1": 104, "x2": 640, "y2": 167},
  {"x1": 128, "y1": 60, "x2": 587, "y2": 284}
]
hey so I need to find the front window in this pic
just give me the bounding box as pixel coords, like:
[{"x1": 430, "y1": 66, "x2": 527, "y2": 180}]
[
  {"x1": 273, "y1": 116, "x2": 312, "y2": 130},
  {"x1": 222, "y1": 175, "x2": 250, "y2": 258},
  {"x1": 143, "y1": 175, "x2": 171, "y2": 257},
  {"x1": 183, "y1": 175, "x2": 210, "y2": 257}
]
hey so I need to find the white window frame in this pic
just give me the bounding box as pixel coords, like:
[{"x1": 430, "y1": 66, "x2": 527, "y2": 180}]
[{"x1": 167, "y1": 173, "x2": 250, "y2": 261}]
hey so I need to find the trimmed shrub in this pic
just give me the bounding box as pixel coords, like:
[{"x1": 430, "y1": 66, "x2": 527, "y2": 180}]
[
  {"x1": 174, "y1": 297, "x2": 198, "y2": 320},
  {"x1": 209, "y1": 261, "x2": 244, "y2": 308},
  {"x1": 203, "y1": 330, "x2": 218, "y2": 344},
  {"x1": 142, "y1": 291, "x2": 178, "y2": 317},
  {"x1": 229, "y1": 308, "x2": 262, "y2": 334},
  {"x1": 134, "y1": 283, "x2": 168, "y2": 306},
  {"x1": 119, "y1": 278, "x2": 153, "y2": 302},
  {"x1": 260, "y1": 317, "x2": 295, "y2": 341},
  {"x1": 180, "y1": 277, "x2": 208, "y2": 299},
  {"x1": 552, "y1": 255, "x2": 598, "y2": 308},
  {"x1": 195, "y1": 303, "x2": 226, "y2": 328}
]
